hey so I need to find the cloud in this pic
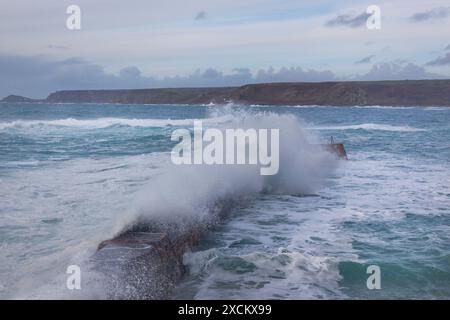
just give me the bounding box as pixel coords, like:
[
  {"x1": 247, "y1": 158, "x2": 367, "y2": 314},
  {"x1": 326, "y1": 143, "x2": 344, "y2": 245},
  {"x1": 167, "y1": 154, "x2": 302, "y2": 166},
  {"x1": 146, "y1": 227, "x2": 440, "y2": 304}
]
[
  {"x1": 355, "y1": 62, "x2": 446, "y2": 81},
  {"x1": 355, "y1": 55, "x2": 375, "y2": 64},
  {"x1": 446, "y1": 44, "x2": 450, "y2": 50},
  {"x1": 0, "y1": 55, "x2": 120, "y2": 98},
  {"x1": 426, "y1": 53, "x2": 450, "y2": 66},
  {"x1": 195, "y1": 11, "x2": 207, "y2": 20},
  {"x1": 325, "y1": 12, "x2": 370, "y2": 28},
  {"x1": 409, "y1": 7, "x2": 450, "y2": 22},
  {"x1": 1, "y1": 55, "x2": 448, "y2": 99},
  {"x1": 119, "y1": 66, "x2": 142, "y2": 78},
  {"x1": 255, "y1": 67, "x2": 336, "y2": 83},
  {"x1": 202, "y1": 68, "x2": 221, "y2": 78},
  {"x1": 47, "y1": 44, "x2": 69, "y2": 50},
  {"x1": 157, "y1": 66, "x2": 337, "y2": 86}
]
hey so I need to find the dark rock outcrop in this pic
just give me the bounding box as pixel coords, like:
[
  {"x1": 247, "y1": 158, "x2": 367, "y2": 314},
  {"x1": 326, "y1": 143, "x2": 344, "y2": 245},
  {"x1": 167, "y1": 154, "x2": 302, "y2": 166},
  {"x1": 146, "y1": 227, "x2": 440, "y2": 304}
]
[{"x1": 0, "y1": 95, "x2": 40, "y2": 103}]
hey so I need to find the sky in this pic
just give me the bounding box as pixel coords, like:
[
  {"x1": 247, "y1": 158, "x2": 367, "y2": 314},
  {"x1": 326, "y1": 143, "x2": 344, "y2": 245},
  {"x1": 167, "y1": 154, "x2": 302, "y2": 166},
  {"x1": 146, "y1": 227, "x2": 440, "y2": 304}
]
[{"x1": 1, "y1": 0, "x2": 450, "y2": 98}]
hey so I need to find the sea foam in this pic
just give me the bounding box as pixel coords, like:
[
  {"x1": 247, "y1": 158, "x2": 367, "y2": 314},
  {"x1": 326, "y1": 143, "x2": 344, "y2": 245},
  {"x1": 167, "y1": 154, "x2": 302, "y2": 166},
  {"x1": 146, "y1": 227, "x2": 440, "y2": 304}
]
[
  {"x1": 312, "y1": 123, "x2": 426, "y2": 132},
  {"x1": 0, "y1": 115, "x2": 233, "y2": 130}
]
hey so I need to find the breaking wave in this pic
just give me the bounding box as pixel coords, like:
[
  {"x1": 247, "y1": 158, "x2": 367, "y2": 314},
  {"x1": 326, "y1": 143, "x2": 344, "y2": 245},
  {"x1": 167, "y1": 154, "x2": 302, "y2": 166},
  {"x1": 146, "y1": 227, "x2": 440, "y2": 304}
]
[
  {"x1": 120, "y1": 109, "x2": 338, "y2": 234},
  {"x1": 0, "y1": 115, "x2": 233, "y2": 130},
  {"x1": 313, "y1": 123, "x2": 426, "y2": 132}
]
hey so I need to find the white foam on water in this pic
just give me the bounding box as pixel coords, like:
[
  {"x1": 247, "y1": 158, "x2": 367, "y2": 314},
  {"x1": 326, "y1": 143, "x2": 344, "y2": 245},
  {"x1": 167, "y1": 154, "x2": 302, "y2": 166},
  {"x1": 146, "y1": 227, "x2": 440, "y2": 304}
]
[
  {"x1": 177, "y1": 145, "x2": 450, "y2": 299},
  {"x1": 179, "y1": 196, "x2": 354, "y2": 299},
  {"x1": 423, "y1": 107, "x2": 450, "y2": 111},
  {"x1": 312, "y1": 123, "x2": 426, "y2": 132},
  {"x1": 353, "y1": 105, "x2": 417, "y2": 110},
  {"x1": 0, "y1": 153, "x2": 166, "y2": 299},
  {"x1": 0, "y1": 115, "x2": 233, "y2": 130},
  {"x1": 183, "y1": 248, "x2": 344, "y2": 299}
]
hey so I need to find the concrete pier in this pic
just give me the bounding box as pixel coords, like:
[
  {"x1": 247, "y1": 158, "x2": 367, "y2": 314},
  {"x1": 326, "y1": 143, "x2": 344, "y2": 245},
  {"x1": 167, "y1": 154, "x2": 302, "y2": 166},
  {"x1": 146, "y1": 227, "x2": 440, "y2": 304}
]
[
  {"x1": 93, "y1": 230, "x2": 202, "y2": 299},
  {"x1": 92, "y1": 209, "x2": 225, "y2": 299}
]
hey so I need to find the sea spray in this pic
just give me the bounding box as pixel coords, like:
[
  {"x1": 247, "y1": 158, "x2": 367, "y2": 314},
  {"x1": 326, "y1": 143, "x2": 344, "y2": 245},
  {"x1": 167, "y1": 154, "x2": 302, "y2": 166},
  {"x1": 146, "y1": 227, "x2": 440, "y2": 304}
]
[{"x1": 125, "y1": 109, "x2": 338, "y2": 234}]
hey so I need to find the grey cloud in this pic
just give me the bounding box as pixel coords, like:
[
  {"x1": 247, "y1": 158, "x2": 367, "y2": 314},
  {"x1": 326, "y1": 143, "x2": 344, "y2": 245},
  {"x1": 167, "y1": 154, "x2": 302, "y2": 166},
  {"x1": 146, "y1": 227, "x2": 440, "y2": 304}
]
[
  {"x1": 159, "y1": 66, "x2": 336, "y2": 87},
  {"x1": 47, "y1": 44, "x2": 69, "y2": 50},
  {"x1": 409, "y1": 7, "x2": 450, "y2": 23},
  {"x1": 230, "y1": 68, "x2": 253, "y2": 81},
  {"x1": 119, "y1": 66, "x2": 142, "y2": 78},
  {"x1": 392, "y1": 59, "x2": 408, "y2": 65},
  {"x1": 355, "y1": 62, "x2": 446, "y2": 81},
  {"x1": 255, "y1": 67, "x2": 336, "y2": 83},
  {"x1": 355, "y1": 55, "x2": 375, "y2": 64},
  {"x1": 446, "y1": 44, "x2": 450, "y2": 50},
  {"x1": 426, "y1": 53, "x2": 450, "y2": 66},
  {"x1": 195, "y1": 11, "x2": 207, "y2": 20},
  {"x1": 325, "y1": 12, "x2": 370, "y2": 28},
  {"x1": 0, "y1": 55, "x2": 120, "y2": 98},
  {"x1": 232, "y1": 68, "x2": 252, "y2": 75},
  {"x1": 202, "y1": 68, "x2": 221, "y2": 78}
]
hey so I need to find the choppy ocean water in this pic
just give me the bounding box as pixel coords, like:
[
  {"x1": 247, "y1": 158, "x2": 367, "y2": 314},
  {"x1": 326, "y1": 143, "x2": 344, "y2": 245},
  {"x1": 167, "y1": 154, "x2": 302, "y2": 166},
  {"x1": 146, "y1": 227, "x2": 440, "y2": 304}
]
[{"x1": 0, "y1": 102, "x2": 449, "y2": 299}]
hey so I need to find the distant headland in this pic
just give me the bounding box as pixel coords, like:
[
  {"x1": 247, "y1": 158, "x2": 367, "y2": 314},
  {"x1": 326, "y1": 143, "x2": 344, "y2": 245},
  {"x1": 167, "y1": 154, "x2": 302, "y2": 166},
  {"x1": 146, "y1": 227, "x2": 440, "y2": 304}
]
[{"x1": 2, "y1": 79, "x2": 450, "y2": 106}]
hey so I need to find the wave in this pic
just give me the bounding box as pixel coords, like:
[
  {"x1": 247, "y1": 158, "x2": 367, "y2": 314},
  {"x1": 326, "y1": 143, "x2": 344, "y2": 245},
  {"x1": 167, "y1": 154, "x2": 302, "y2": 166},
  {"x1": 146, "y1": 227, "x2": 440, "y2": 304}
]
[
  {"x1": 423, "y1": 107, "x2": 449, "y2": 111},
  {"x1": 123, "y1": 110, "x2": 338, "y2": 232},
  {"x1": 182, "y1": 247, "x2": 343, "y2": 299},
  {"x1": 0, "y1": 115, "x2": 233, "y2": 130},
  {"x1": 354, "y1": 105, "x2": 450, "y2": 110},
  {"x1": 353, "y1": 105, "x2": 417, "y2": 110},
  {"x1": 312, "y1": 123, "x2": 426, "y2": 132}
]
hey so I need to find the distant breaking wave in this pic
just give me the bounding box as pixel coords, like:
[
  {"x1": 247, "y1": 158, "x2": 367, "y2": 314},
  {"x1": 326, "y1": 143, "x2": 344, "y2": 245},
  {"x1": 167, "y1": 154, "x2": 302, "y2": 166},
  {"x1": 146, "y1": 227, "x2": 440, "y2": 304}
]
[
  {"x1": 312, "y1": 123, "x2": 427, "y2": 132},
  {"x1": 0, "y1": 115, "x2": 233, "y2": 130}
]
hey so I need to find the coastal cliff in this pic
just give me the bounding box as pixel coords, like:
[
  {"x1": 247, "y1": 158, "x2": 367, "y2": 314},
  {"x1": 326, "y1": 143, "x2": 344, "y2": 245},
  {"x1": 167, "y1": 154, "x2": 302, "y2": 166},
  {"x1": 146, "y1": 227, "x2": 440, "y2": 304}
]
[
  {"x1": 3, "y1": 80, "x2": 450, "y2": 106},
  {"x1": 231, "y1": 80, "x2": 450, "y2": 106},
  {"x1": 231, "y1": 82, "x2": 368, "y2": 106},
  {"x1": 45, "y1": 87, "x2": 235, "y2": 104}
]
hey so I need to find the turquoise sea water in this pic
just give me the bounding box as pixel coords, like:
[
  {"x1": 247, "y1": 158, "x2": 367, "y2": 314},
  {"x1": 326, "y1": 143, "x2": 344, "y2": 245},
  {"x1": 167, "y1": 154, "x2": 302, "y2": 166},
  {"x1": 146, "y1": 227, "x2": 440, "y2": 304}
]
[{"x1": 0, "y1": 102, "x2": 449, "y2": 299}]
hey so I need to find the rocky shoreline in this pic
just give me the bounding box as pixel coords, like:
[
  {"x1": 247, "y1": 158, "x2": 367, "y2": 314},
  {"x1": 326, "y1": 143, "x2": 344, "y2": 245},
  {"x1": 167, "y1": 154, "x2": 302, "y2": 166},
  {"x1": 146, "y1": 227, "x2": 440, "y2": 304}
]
[{"x1": 3, "y1": 80, "x2": 450, "y2": 106}]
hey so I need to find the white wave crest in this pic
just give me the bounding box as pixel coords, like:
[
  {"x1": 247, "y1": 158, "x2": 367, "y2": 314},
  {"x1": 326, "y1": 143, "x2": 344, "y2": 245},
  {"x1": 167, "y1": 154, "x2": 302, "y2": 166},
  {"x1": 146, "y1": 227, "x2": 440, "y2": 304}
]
[
  {"x1": 0, "y1": 115, "x2": 233, "y2": 130},
  {"x1": 312, "y1": 123, "x2": 426, "y2": 132}
]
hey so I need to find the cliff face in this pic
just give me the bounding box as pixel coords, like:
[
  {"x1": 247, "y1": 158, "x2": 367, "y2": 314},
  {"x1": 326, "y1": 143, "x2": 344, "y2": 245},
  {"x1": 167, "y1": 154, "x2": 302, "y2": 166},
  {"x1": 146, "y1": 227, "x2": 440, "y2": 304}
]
[
  {"x1": 3, "y1": 80, "x2": 450, "y2": 106},
  {"x1": 231, "y1": 80, "x2": 450, "y2": 106},
  {"x1": 45, "y1": 87, "x2": 235, "y2": 104},
  {"x1": 232, "y1": 82, "x2": 369, "y2": 105},
  {"x1": 0, "y1": 95, "x2": 39, "y2": 103}
]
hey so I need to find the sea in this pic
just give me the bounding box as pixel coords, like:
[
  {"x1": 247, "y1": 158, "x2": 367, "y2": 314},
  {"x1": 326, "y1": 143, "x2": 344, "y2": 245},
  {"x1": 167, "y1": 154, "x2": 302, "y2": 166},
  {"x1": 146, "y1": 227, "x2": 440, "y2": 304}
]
[{"x1": 0, "y1": 102, "x2": 449, "y2": 299}]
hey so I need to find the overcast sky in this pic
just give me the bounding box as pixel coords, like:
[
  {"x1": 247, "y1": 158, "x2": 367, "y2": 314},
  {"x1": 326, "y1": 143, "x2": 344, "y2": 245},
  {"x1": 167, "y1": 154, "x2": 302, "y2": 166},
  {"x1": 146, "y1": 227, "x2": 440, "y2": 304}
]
[{"x1": 1, "y1": 0, "x2": 450, "y2": 98}]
